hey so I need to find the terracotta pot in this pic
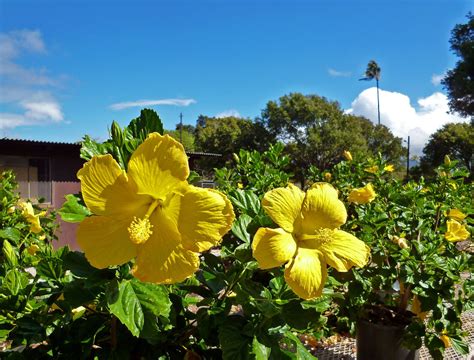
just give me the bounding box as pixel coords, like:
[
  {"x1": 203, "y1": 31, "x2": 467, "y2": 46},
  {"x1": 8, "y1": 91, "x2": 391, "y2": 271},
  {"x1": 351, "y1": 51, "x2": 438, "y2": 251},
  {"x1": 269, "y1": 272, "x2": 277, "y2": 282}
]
[{"x1": 356, "y1": 318, "x2": 419, "y2": 360}]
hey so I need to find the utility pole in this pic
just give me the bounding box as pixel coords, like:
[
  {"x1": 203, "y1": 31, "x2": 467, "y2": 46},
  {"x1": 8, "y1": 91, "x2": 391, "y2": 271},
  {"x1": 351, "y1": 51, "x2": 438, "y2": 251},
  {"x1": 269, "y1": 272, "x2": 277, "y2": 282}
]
[
  {"x1": 406, "y1": 136, "x2": 410, "y2": 178},
  {"x1": 179, "y1": 112, "x2": 183, "y2": 144}
]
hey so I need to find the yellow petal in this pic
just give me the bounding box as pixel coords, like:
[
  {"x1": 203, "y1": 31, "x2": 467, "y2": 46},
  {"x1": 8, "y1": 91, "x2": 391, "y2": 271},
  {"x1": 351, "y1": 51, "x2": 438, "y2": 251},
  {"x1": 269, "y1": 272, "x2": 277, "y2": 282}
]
[
  {"x1": 444, "y1": 219, "x2": 470, "y2": 242},
  {"x1": 166, "y1": 186, "x2": 235, "y2": 253},
  {"x1": 252, "y1": 227, "x2": 297, "y2": 269},
  {"x1": 384, "y1": 164, "x2": 395, "y2": 172},
  {"x1": 127, "y1": 133, "x2": 190, "y2": 200},
  {"x1": 347, "y1": 183, "x2": 376, "y2": 204},
  {"x1": 77, "y1": 154, "x2": 148, "y2": 217},
  {"x1": 447, "y1": 209, "x2": 467, "y2": 222},
  {"x1": 342, "y1": 150, "x2": 352, "y2": 161},
  {"x1": 132, "y1": 209, "x2": 199, "y2": 284},
  {"x1": 29, "y1": 216, "x2": 42, "y2": 234},
  {"x1": 299, "y1": 183, "x2": 347, "y2": 233},
  {"x1": 440, "y1": 334, "x2": 451, "y2": 348},
  {"x1": 364, "y1": 165, "x2": 378, "y2": 174},
  {"x1": 77, "y1": 216, "x2": 137, "y2": 268},
  {"x1": 411, "y1": 296, "x2": 428, "y2": 320},
  {"x1": 319, "y1": 230, "x2": 370, "y2": 272},
  {"x1": 284, "y1": 248, "x2": 327, "y2": 299},
  {"x1": 262, "y1": 183, "x2": 305, "y2": 233}
]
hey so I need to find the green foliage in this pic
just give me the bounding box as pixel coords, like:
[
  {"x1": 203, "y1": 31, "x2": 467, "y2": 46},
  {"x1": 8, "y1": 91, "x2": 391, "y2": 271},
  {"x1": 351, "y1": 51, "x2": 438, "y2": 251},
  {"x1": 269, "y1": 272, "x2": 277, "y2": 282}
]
[
  {"x1": 442, "y1": 12, "x2": 474, "y2": 118},
  {"x1": 421, "y1": 122, "x2": 473, "y2": 173},
  {"x1": 164, "y1": 129, "x2": 196, "y2": 151}
]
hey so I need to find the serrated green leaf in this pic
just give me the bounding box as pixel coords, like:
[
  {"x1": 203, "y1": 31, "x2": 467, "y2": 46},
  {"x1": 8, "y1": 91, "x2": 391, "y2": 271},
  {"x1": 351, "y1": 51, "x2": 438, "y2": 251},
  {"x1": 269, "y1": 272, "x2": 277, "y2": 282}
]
[
  {"x1": 2, "y1": 240, "x2": 18, "y2": 268},
  {"x1": 252, "y1": 336, "x2": 271, "y2": 359},
  {"x1": 0, "y1": 227, "x2": 21, "y2": 243},
  {"x1": 3, "y1": 269, "x2": 28, "y2": 295},
  {"x1": 130, "y1": 279, "x2": 171, "y2": 319},
  {"x1": 106, "y1": 280, "x2": 144, "y2": 337},
  {"x1": 37, "y1": 257, "x2": 65, "y2": 280},
  {"x1": 58, "y1": 194, "x2": 91, "y2": 223},
  {"x1": 127, "y1": 109, "x2": 164, "y2": 141},
  {"x1": 450, "y1": 337, "x2": 469, "y2": 355},
  {"x1": 219, "y1": 316, "x2": 253, "y2": 360}
]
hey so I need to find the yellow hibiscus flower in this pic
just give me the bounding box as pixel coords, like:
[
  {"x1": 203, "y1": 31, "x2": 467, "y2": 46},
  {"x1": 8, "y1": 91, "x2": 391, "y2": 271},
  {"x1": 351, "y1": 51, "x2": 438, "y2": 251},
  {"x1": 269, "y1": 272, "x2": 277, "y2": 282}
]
[
  {"x1": 446, "y1": 208, "x2": 467, "y2": 222},
  {"x1": 347, "y1": 183, "x2": 376, "y2": 204},
  {"x1": 252, "y1": 183, "x2": 370, "y2": 299},
  {"x1": 444, "y1": 219, "x2": 469, "y2": 242},
  {"x1": 342, "y1": 150, "x2": 352, "y2": 161},
  {"x1": 364, "y1": 165, "x2": 378, "y2": 174},
  {"x1": 18, "y1": 201, "x2": 44, "y2": 234},
  {"x1": 440, "y1": 330, "x2": 451, "y2": 348},
  {"x1": 76, "y1": 133, "x2": 235, "y2": 284},
  {"x1": 383, "y1": 164, "x2": 395, "y2": 172}
]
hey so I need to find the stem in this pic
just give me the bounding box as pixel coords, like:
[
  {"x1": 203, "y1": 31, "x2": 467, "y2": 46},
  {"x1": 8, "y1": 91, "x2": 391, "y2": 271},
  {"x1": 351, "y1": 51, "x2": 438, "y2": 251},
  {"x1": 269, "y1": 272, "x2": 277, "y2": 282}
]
[{"x1": 399, "y1": 283, "x2": 411, "y2": 310}]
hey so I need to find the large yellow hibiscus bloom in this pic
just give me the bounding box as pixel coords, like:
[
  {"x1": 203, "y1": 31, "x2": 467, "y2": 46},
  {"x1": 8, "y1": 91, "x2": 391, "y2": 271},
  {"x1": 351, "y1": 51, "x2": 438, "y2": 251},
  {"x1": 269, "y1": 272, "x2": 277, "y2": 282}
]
[
  {"x1": 252, "y1": 183, "x2": 370, "y2": 299},
  {"x1": 77, "y1": 133, "x2": 234, "y2": 284}
]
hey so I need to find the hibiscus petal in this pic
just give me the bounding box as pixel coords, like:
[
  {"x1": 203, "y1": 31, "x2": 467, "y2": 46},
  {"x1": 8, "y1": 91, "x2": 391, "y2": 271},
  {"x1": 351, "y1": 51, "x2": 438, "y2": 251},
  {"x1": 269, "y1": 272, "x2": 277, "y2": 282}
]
[
  {"x1": 165, "y1": 186, "x2": 234, "y2": 253},
  {"x1": 319, "y1": 229, "x2": 370, "y2": 272},
  {"x1": 127, "y1": 133, "x2": 190, "y2": 200},
  {"x1": 132, "y1": 209, "x2": 199, "y2": 284},
  {"x1": 262, "y1": 183, "x2": 305, "y2": 233},
  {"x1": 77, "y1": 216, "x2": 136, "y2": 268},
  {"x1": 77, "y1": 154, "x2": 149, "y2": 217},
  {"x1": 252, "y1": 227, "x2": 297, "y2": 269},
  {"x1": 284, "y1": 248, "x2": 327, "y2": 299},
  {"x1": 300, "y1": 183, "x2": 347, "y2": 233}
]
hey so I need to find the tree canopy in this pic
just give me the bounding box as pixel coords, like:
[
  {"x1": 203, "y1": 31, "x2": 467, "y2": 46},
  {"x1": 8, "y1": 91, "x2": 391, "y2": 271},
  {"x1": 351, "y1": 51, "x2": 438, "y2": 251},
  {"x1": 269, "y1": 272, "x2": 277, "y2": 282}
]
[
  {"x1": 420, "y1": 122, "x2": 473, "y2": 172},
  {"x1": 442, "y1": 12, "x2": 474, "y2": 119},
  {"x1": 259, "y1": 93, "x2": 404, "y2": 184}
]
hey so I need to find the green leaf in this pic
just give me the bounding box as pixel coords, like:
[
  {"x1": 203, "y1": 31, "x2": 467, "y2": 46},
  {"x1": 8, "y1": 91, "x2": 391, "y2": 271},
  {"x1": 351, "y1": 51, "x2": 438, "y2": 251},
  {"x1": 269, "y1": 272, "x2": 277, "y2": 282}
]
[
  {"x1": 127, "y1": 108, "x2": 164, "y2": 140},
  {"x1": 0, "y1": 227, "x2": 21, "y2": 243},
  {"x1": 58, "y1": 194, "x2": 91, "y2": 223},
  {"x1": 3, "y1": 269, "x2": 28, "y2": 295},
  {"x1": 106, "y1": 280, "x2": 144, "y2": 337},
  {"x1": 129, "y1": 279, "x2": 171, "y2": 319},
  {"x1": 450, "y1": 337, "x2": 469, "y2": 355},
  {"x1": 2, "y1": 240, "x2": 18, "y2": 268},
  {"x1": 218, "y1": 316, "x2": 253, "y2": 360},
  {"x1": 80, "y1": 135, "x2": 109, "y2": 161},
  {"x1": 252, "y1": 336, "x2": 271, "y2": 359},
  {"x1": 231, "y1": 214, "x2": 253, "y2": 243},
  {"x1": 283, "y1": 331, "x2": 317, "y2": 359},
  {"x1": 37, "y1": 257, "x2": 65, "y2": 280}
]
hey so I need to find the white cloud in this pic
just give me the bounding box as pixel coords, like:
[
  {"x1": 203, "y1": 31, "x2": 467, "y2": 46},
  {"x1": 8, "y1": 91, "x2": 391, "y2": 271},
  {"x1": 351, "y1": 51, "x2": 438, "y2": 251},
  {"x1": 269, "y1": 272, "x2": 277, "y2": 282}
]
[
  {"x1": 431, "y1": 73, "x2": 445, "y2": 86},
  {"x1": 347, "y1": 87, "x2": 468, "y2": 155},
  {"x1": 328, "y1": 68, "x2": 351, "y2": 77},
  {"x1": 0, "y1": 29, "x2": 65, "y2": 130},
  {"x1": 109, "y1": 98, "x2": 196, "y2": 110},
  {"x1": 215, "y1": 109, "x2": 241, "y2": 118}
]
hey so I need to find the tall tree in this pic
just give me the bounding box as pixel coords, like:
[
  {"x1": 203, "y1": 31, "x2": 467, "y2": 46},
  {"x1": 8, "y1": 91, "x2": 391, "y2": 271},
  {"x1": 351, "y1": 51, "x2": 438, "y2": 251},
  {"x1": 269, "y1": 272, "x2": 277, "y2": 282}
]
[
  {"x1": 442, "y1": 12, "x2": 474, "y2": 120},
  {"x1": 360, "y1": 60, "x2": 382, "y2": 125},
  {"x1": 420, "y1": 122, "x2": 473, "y2": 172}
]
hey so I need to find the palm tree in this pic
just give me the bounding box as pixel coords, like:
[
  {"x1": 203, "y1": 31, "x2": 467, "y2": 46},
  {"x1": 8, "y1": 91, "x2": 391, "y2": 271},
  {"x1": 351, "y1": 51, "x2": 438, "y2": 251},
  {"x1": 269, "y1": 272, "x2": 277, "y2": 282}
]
[{"x1": 360, "y1": 60, "x2": 382, "y2": 126}]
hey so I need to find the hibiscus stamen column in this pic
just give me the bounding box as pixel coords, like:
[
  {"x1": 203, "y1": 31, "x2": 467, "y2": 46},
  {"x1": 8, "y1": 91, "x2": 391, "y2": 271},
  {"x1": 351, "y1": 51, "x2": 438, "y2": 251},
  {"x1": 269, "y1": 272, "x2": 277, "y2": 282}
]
[{"x1": 128, "y1": 199, "x2": 161, "y2": 245}]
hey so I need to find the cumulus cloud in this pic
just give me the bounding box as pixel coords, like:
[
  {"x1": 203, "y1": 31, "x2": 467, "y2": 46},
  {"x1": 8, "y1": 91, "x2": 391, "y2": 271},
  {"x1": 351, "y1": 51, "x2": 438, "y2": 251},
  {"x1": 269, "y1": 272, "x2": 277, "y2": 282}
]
[
  {"x1": 347, "y1": 87, "x2": 468, "y2": 155},
  {"x1": 431, "y1": 73, "x2": 445, "y2": 86},
  {"x1": 109, "y1": 98, "x2": 196, "y2": 110},
  {"x1": 0, "y1": 29, "x2": 65, "y2": 130},
  {"x1": 215, "y1": 109, "x2": 241, "y2": 118},
  {"x1": 328, "y1": 68, "x2": 351, "y2": 77}
]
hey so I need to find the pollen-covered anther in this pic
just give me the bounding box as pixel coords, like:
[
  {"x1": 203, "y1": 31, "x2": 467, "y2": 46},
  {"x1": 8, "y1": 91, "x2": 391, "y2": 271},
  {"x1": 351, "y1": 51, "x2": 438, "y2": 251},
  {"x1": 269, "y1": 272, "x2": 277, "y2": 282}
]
[{"x1": 128, "y1": 216, "x2": 153, "y2": 245}]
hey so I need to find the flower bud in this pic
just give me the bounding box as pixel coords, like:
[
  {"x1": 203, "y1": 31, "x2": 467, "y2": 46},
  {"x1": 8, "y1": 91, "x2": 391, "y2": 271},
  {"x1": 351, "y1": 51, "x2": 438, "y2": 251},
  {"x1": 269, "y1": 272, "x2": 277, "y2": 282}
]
[
  {"x1": 342, "y1": 150, "x2": 352, "y2": 161},
  {"x1": 323, "y1": 172, "x2": 332, "y2": 181},
  {"x1": 232, "y1": 153, "x2": 240, "y2": 163},
  {"x1": 110, "y1": 121, "x2": 123, "y2": 146},
  {"x1": 444, "y1": 155, "x2": 451, "y2": 165}
]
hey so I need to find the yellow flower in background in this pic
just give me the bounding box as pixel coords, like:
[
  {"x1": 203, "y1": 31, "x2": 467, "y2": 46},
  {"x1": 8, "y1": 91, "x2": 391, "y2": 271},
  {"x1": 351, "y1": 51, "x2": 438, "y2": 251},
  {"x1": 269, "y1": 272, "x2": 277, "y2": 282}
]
[
  {"x1": 323, "y1": 172, "x2": 332, "y2": 181},
  {"x1": 348, "y1": 183, "x2": 376, "y2": 204},
  {"x1": 342, "y1": 150, "x2": 352, "y2": 161},
  {"x1": 391, "y1": 236, "x2": 409, "y2": 249},
  {"x1": 27, "y1": 244, "x2": 40, "y2": 256},
  {"x1": 440, "y1": 330, "x2": 451, "y2": 348},
  {"x1": 77, "y1": 133, "x2": 235, "y2": 284},
  {"x1": 444, "y1": 155, "x2": 451, "y2": 165},
  {"x1": 38, "y1": 234, "x2": 46, "y2": 241},
  {"x1": 364, "y1": 165, "x2": 378, "y2": 174},
  {"x1": 7, "y1": 206, "x2": 15, "y2": 214},
  {"x1": 384, "y1": 164, "x2": 395, "y2": 172},
  {"x1": 444, "y1": 219, "x2": 469, "y2": 242},
  {"x1": 411, "y1": 296, "x2": 428, "y2": 320},
  {"x1": 252, "y1": 183, "x2": 370, "y2": 299},
  {"x1": 237, "y1": 182, "x2": 244, "y2": 189},
  {"x1": 446, "y1": 208, "x2": 467, "y2": 222},
  {"x1": 18, "y1": 201, "x2": 43, "y2": 234}
]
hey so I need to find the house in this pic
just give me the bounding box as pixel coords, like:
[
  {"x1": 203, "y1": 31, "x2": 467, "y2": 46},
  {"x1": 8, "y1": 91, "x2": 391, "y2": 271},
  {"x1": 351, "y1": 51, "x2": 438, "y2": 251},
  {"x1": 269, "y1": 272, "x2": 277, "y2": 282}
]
[{"x1": 0, "y1": 138, "x2": 222, "y2": 249}]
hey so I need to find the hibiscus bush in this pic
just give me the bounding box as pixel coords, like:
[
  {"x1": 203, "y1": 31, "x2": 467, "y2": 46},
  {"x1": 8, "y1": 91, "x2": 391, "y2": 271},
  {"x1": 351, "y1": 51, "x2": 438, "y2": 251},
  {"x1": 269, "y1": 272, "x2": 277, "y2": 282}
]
[
  {"x1": 306, "y1": 153, "x2": 473, "y2": 359},
  {"x1": 0, "y1": 109, "x2": 471, "y2": 360}
]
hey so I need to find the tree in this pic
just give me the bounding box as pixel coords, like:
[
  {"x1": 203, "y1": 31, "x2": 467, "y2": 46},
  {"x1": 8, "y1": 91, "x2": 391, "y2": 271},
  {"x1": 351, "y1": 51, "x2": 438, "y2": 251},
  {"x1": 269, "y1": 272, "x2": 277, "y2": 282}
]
[
  {"x1": 442, "y1": 13, "x2": 474, "y2": 119},
  {"x1": 260, "y1": 93, "x2": 404, "y2": 185},
  {"x1": 420, "y1": 122, "x2": 473, "y2": 172},
  {"x1": 360, "y1": 60, "x2": 382, "y2": 125},
  {"x1": 194, "y1": 115, "x2": 273, "y2": 169}
]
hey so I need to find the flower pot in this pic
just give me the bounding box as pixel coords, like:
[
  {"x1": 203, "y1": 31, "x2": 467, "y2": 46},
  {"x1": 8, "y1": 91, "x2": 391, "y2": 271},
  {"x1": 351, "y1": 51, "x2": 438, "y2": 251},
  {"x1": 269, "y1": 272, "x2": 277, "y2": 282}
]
[{"x1": 356, "y1": 305, "x2": 420, "y2": 360}]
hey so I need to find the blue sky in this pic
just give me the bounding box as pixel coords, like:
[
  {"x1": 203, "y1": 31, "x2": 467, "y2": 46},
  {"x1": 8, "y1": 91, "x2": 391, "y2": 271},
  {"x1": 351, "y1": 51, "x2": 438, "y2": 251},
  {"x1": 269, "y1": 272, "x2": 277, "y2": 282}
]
[{"x1": 0, "y1": 0, "x2": 472, "y2": 153}]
